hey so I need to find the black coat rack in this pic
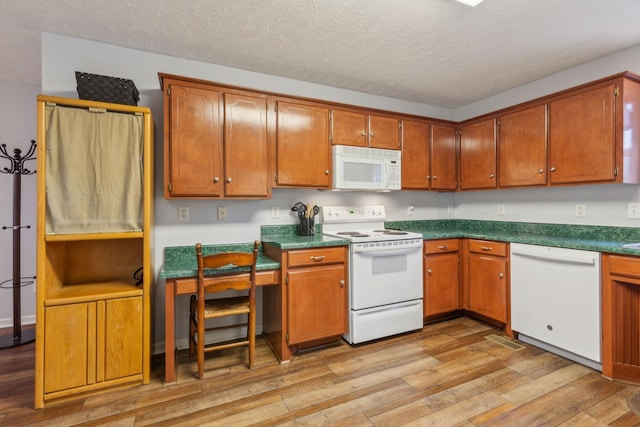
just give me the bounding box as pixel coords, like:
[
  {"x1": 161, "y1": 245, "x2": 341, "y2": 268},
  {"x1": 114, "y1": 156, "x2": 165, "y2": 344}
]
[{"x1": 0, "y1": 140, "x2": 36, "y2": 348}]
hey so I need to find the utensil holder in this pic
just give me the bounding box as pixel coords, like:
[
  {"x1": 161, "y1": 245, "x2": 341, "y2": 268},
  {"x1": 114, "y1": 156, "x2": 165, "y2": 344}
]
[{"x1": 298, "y1": 218, "x2": 315, "y2": 236}]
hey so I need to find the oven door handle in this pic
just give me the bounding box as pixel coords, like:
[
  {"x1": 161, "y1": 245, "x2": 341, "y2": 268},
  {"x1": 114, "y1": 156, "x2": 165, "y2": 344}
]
[{"x1": 352, "y1": 245, "x2": 421, "y2": 256}]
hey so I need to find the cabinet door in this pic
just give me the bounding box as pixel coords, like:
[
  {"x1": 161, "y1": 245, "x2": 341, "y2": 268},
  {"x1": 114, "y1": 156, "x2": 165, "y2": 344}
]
[
  {"x1": 402, "y1": 120, "x2": 430, "y2": 189},
  {"x1": 369, "y1": 115, "x2": 400, "y2": 149},
  {"x1": 459, "y1": 118, "x2": 497, "y2": 190},
  {"x1": 223, "y1": 93, "x2": 269, "y2": 197},
  {"x1": 332, "y1": 109, "x2": 367, "y2": 147},
  {"x1": 102, "y1": 297, "x2": 143, "y2": 381},
  {"x1": 424, "y1": 252, "x2": 460, "y2": 316},
  {"x1": 276, "y1": 101, "x2": 331, "y2": 188},
  {"x1": 44, "y1": 303, "x2": 95, "y2": 393},
  {"x1": 167, "y1": 83, "x2": 223, "y2": 197},
  {"x1": 431, "y1": 124, "x2": 458, "y2": 191},
  {"x1": 549, "y1": 83, "x2": 616, "y2": 184},
  {"x1": 468, "y1": 254, "x2": 508, "y2": 323},
  {"x1": 287, "y1": 265, "x2": 346, "y2": 344},
  {"x1": 499, "y1": 105, "x2": 547, "y2": 188}
]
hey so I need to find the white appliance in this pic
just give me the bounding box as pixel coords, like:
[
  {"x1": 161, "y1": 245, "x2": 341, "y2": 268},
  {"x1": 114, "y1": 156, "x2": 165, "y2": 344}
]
[
  {"x1": 322, "y1": 205, "x2": 423, "y2": 344},
  {"x1": 510, "y1": 243, "x2": 601, "y2": 370},
  {"x1": 332, "y1": 145, "x2": 401, "y2": 191}
]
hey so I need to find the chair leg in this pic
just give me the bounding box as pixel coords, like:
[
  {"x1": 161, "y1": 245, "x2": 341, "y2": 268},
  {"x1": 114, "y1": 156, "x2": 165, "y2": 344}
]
[
  {"x1": 248, "y1": 309, "x2": 256, "y2": 369},
  {"x1": 189, "y1": 295, "x2": 197, "y2": 358},
  {"x1": 197, "y1": 305, "x2": 205, "y2": 380}
]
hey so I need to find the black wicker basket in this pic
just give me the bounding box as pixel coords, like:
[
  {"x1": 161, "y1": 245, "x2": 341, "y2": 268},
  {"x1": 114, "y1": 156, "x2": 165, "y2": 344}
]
[{"x1": 75, "y1": 71, "x2": 140, "y2": 106}]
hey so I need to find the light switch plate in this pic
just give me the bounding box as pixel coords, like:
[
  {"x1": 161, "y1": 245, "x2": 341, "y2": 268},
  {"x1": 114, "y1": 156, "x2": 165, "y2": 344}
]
[
  {"x1": 178, "y1": 206, "x2": 189, "y2": 221},
  {"x1": 218, "y1": 206, "x2": 227, "y2": 221},
  {"x1": 628, "y1": 203, "x2": 640, "y2": 219}
]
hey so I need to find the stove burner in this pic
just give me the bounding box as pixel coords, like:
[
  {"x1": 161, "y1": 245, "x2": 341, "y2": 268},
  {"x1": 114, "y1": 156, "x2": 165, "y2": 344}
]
[{"x1": 373, "y1": 229, "x2": 409, "y2": 235}]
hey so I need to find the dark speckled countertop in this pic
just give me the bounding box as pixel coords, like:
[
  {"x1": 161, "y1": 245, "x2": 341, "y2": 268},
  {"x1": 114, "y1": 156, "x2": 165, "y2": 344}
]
[
  {"x1": 161, "y1": 220, "x2": 640, "y2": 280},
  {"x1": 385, "y1": 219, "x2": 640, "y2": 256}
]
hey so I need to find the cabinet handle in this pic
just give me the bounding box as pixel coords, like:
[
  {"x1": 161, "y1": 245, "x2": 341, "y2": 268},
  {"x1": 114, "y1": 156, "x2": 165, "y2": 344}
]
[
  {"x1": 426, "y1": 175, "x2": 431, "y2": 180},
  {"x1": 310, "y1": 255, "x2": 326, "y2": 262},
  {"x1": 550, "y1": 167, "x2": 556, "y2": 172},
  {"x1": 426, "y1": 269, "x2": 432, "y2": 274},
  {"x1": 213, "y1": 177, "x2": 219, "y2": 183},
  {"x1": 538, "y1": 168, "x2": 544, "y2": 174},
  {"x1": 433, "y1": 176, "x2": 438, "y2": 180},
  {"x1": 340, "y1": 280, "x2": 345, "y2": 287},
  {"x1": 489, "y1": 173, "x2": 495, "y2": 178},
  {"x1": 480, "y1": 246, "x2": 492, "y2": 251},
  {"x1": 370, "y1": 131, "x2": 376, "y2": 137},
  {"x1": 226, "y1": 177, "x2": 232, "y2": 183},
  {"x1": 361, "y1": 131, "x2": 367, "y2": 136},
  {"x1": 437, "y1": 245, "x2": 448, "y2": 250},
  {"x1": 325, "y1": 170, "x2": 330, "y2": 175},
  {"x1": 499, "y1": 272, "x2": 504, "y2": 278}
]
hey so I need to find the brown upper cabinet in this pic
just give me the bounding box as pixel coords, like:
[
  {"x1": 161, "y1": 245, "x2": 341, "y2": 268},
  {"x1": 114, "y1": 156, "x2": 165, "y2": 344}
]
[
  {"x1": 498, "y1": 104, "x2": 547, "y2": 188},
  {"x1": 160, "y1": 74, "x2": 270, "y2": 199},
  {"x1": 275, "y1": 99, "x2": 331, "y2": 188},
  {"x1": 331, "y1": 108, "x2": 401, "y2": 149},
  {"x1": 549, "y1": 77, "x2": 640, "y2": 185},
  {"x1": 431, "y1": 124, "x2": 458, "y2": 191},
  {"x1": 459, "y1": 118, "x2": 497, "y2": 190}
]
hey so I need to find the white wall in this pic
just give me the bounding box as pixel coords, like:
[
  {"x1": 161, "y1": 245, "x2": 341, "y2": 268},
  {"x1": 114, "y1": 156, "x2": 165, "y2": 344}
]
[
  {"x1": 39, "y1": 33, "x2": 640, "y2": 352},
  {"x1": 0, "y1": 80, "x2": 40, "y2": 328}
]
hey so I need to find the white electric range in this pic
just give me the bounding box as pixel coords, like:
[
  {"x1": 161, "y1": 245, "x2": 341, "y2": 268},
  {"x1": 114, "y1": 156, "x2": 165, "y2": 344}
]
[{"x1": 322, "y1": 205, "x2": 424, "y2": 344}]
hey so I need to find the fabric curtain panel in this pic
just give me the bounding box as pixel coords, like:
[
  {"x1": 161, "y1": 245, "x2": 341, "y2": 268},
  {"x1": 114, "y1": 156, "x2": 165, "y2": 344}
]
[{"x1": 45, "y1": 105, "x2": 144, "y2": 234}]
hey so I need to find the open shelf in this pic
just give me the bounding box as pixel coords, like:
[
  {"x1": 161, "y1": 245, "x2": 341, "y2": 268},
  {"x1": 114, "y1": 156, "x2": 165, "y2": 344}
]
[{"x1": 45, "y1": 231, "x2": 144, "y2": 242}]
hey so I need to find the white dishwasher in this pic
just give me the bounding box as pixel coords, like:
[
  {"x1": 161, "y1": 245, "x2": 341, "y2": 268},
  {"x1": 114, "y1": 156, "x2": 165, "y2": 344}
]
[{"x1": 510, "y1": 243, "x2": 601, "y2": 370}]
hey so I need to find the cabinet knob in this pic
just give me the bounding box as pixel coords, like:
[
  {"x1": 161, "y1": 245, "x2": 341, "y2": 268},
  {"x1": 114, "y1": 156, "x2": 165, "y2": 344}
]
[
  {"x1": 370, "y1": 131, "x2": 375, "y2": 137},
  {"x1": 538, "y1": 168, "x2": 544, "y2": 174},
  {"x1": 550, "y1": 167, "x2": 556, "y2": 172},
  {"x1": 325, "y1": 170, "x2": 330, "y2": 175},
  {"x1": 213, "y1": 177, "x2": 219, "y2": 183},
  {"x1": 426, "y1": 176, "x2": 431, "y2": 180},
  {"x1": 499, "y1": 272, "x2": 504, "y2": 278},
  {"x1": 433, "y1": 176, "x2": 438, "y2": 180},
  {"x1": 426, "y1": 269, "x2": 432, "y2": 274},
  {"x1": 489, "y1": 173, "x2": 495, "y2": 178},
  {"x1": 340, "y1": 280, "x2": 345, "y2": 287},
  {"x1": 226, "y1": 177, "x2": 232, "y2": 183},
  {"x1": 361, "y1": 131, "x2": 367, "y2": 136}
]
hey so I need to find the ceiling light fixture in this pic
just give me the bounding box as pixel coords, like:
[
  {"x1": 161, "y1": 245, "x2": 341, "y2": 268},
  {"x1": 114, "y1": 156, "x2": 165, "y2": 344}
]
[{"x1": 454, "y1": 0, "x2": 485, "y2": 6}]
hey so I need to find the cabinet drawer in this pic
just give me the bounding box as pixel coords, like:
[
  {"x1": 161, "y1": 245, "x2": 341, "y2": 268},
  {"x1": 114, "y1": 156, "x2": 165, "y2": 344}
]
[
  {"x1": 608, "y1": 255, "x2": 640, "y2": 278},
  {"x1": 424, "y1": 239, "x2": 459, "y2": 254},
  {"x1": 468, "y1": 239, "x2": 508, "y2": 257},
  {"x1": 287, "y1": 247, "x2": 345, "y2": 268}
]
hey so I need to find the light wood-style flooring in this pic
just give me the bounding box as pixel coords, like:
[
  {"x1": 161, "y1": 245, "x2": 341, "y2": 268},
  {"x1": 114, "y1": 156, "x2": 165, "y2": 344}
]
[{"x1": 2, "y1": 317, "x2": 640, "y2": 426}]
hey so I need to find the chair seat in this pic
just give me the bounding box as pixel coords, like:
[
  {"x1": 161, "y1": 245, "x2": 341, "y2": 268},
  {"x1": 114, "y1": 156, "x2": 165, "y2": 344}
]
[{"x1": 203, "y1": 296, "x2": 250, "y2": 318}]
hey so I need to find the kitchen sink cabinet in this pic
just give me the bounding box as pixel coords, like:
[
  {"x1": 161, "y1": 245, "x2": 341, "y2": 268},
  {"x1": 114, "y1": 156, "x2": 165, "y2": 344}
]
[
  {"x1": 332, "y1": 108, "x2": 401, "y2": 150},
  {"x1": 262, "y1": 244, "x2": 348, "y2": 361},
  {"x1": 275, "y1": 99, "x2": 331, "y2": 188},
  {"x1": 160, "y1": 74, "x2": 270, "y2": 198},
  {"x1": 423, "y1": 239, "x2": 461, "y2": 318},
  {"x1": 548, "y1": 75, "x2": 640, "y2": 185},
  {"x1": 459, "y1": 118, "x2": 497, "y2": 190},
  {"x1": 498, "y1": 104, "x2": 547, "y2": 188},
  {"x1": 35, "y1": 96, "x2": 153, "y2": 408},
  {"x1": 602, "y1": 254, "x2": 640, "y2": 382},
  {"x1": 463, "y1": 239, "x2": 511, "y2": 334}
]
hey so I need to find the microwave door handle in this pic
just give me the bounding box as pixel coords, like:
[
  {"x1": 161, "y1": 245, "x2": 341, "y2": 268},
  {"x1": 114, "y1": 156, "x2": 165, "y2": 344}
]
[{"x1": 383, "y1": 161, "x2": 389, "y2": 187}]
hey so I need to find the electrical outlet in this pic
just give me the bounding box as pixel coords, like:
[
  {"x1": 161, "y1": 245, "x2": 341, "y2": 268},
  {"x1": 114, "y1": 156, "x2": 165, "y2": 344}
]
[
  {"x1": 271, "y1": 206, "x2": 279, "y2": 219},
  {"x1": 408, "y1": 205, "x2": 415, "y2": 216},
  {"x1": 497, "y1": 204, "x2": 505, "y2": 216},
  {"x1": 178, "y1": 206, "x2": 189, "y2": 221},
  {"x1": 628, "y1": 203, "x2": 640, "y2": 219},
  {"x1": 447, "y1": 204, "x2": 453, "y2": 214},
  {"x1": 218, "y1": 206, "x2": 227, "y2": 221},
  {"x1": 575, "y1": 204, "x2": 586, "y2": 218}
]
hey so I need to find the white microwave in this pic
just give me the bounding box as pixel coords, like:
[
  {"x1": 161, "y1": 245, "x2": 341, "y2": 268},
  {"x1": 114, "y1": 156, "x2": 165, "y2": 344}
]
[{"x1": 332, "y1": 145, "x2": 401, "y2": 191}]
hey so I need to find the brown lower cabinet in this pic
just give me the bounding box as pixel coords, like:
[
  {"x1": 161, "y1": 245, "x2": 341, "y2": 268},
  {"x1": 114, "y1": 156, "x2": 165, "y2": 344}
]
[
  {"x1": 423, "y1": 239, "x2": 461, "y2": 318},
  {"x1": 463, "y1": 239, "x2": 512, "y2": 337},
  {"x1": 602, "y1": 254, "x2": 640, "y2": 382},
  {"x1": 262, "y1": 244, "x2": 348, "y2": 361}
]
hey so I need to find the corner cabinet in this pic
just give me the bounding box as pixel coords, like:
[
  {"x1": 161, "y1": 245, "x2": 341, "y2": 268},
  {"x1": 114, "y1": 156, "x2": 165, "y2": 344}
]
[
  {"x1": 423, "y1": 239, "x2": 461, "y2": 318},
  {"x1": 159, "y1": 74, "x2": 271, "y2": 198},
  {"x1": 262, "y1": 244, "x2": 348, "y2": 362},
  {"x1": 35, "y1": 96, "x2": 153, "y2": 408}
]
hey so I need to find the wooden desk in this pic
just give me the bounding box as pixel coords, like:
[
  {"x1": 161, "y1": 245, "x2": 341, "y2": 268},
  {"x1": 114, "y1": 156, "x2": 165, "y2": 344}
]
[{"x1": 163, "y1": 270, "x2": 280, "y2": 383}]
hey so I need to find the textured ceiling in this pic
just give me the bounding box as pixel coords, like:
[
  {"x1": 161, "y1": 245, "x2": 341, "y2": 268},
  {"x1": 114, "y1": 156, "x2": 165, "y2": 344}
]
[{"x1": 2, "y1": 0, "x2": 640, "y2": 108}]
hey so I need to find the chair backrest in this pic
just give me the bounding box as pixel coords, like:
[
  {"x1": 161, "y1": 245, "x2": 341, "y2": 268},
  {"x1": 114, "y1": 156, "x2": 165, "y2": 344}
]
[{"x1": 195, "y1": 241, "x2": 260, "y2": 295}]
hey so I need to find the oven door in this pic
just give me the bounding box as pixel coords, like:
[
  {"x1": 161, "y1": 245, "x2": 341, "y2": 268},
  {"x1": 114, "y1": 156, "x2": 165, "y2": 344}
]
[{"x1": 350, "y1": 240, "x2": 423, "y2": 310}]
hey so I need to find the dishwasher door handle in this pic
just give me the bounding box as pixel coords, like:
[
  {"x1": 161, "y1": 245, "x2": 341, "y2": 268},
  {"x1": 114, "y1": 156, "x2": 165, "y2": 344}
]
[{"x1": 511, "y1": 247, "x2": 596, "y2": 265}]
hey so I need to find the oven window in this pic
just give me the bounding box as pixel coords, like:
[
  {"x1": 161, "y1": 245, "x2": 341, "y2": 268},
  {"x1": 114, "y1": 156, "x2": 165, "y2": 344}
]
[
  {"x1": 372, "y1": 254, "x2": 407, "y2": 275},
  {"x1": 344, "y1": 161, "x2": 383, "y2": 183}
]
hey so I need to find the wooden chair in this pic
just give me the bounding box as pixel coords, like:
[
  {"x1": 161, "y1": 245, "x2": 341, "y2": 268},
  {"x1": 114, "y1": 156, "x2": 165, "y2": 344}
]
[{"x1": 189, "y1": 241, "x2": 260, "y2": 379}]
